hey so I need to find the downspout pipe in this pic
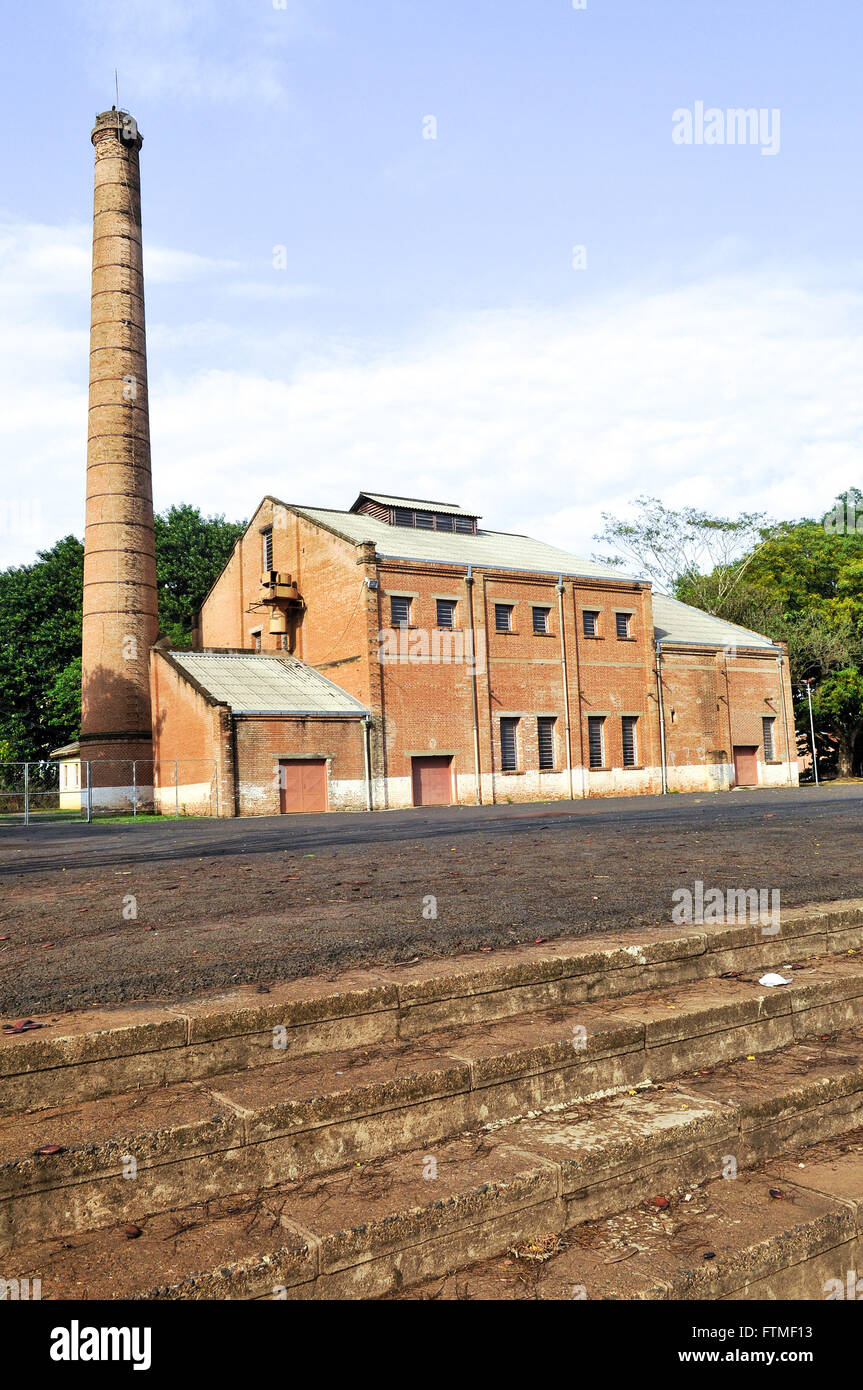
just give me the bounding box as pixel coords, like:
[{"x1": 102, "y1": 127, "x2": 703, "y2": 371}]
[
  {"x1": 363, "y1": 715, "x2": 373, "y2": 811},
  {"x1": 557, "y1": 576, "x2": 574, "y2": 799},
  {"x1": 655, "y1": 640, "x2": 668, "y2": 795},
  {"x1": 777, "y1": 651, "x2": 794, "y2": 787},
  {"x1": 465, "y1": 565, "x2": 482, "y2": 805}
]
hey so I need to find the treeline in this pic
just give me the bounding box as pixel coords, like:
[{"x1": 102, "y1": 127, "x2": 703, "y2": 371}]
[
  {"x1": 0, "y1": 506, "x2": 245, "y2": 761},
  {"x1": 596, "y1": 488, "x2": 863, "y2": 777}
]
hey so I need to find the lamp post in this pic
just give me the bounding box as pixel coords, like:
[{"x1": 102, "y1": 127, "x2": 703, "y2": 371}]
[{"x1": 805, "y1": 679, "x2": 819, "y2": 786}]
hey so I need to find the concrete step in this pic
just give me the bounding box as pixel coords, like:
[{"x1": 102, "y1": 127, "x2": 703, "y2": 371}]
[
  {"x1": 3, "y1": 899, "x2": 862, "y2": 1116},
  {"x1": 5, "y1": 1029, "x2": 863, "y2": 1299},
  {"x1": 392, "y1": 1129, "x2": 863, "y2": 1302},
  {"x1": 3, "y1": 955, "x2": 863, "y2": 1253}
]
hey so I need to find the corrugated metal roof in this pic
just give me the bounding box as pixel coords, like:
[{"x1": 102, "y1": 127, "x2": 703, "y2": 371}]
[
  {"x1": 353, "y1": 492, "x2": 480, "y2": 518},
  {"x1": 291, "y1": 505, "x2": 639, "y2": 582},
  {"x1": 652, "y1": 594, "x2": 777, "y2": 650},
  {"x1": 272, "y1": 498, "x2": 777, "y2": 651},
  {"x1": 169, "y1": 653, "x2": 368, "y2": 716}
]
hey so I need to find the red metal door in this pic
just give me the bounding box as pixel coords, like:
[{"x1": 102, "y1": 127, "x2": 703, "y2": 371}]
[
  {"x1": 411, "y1": 756, "x2": 453, "y2": 807},
  {"x1": 732, "y1": 746, "x2": 758, "y2": 787},
  {"x1": 279, "y1": 759, "x2": 328, "y2": 813}
]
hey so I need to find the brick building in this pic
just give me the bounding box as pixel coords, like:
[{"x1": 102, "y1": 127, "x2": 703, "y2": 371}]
[
  {"x1": 147, "y1": 490, "x2": 799, "y2": 814},
  {"x1": 57, "y1": 110, "x2": 799, "y2": 816}
]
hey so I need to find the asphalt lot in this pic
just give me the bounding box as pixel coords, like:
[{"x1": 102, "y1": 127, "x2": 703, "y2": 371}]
[{"x1": 0, "y1": 784, "x2": 860, "y2": 1016}]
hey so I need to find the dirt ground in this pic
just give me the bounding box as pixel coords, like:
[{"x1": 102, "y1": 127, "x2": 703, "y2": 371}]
[{"x1": 0, "y1": 785, "x2": 861, "y2": 1017}]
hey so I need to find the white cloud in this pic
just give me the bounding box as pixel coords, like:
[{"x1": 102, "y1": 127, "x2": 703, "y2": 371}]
[
  {"x1": 144, "y1": 246, "x2": 241, "y2": 283},
  {"x1": 2, "y1": 216, "x2": 862, "y2": 576},
  {"x1": 0, "y1": 223, "x2": 90, "y2": 306},
  {"x1": 78, "y1": 0, "x2": 319, "y2": 107},
  {"x1": 223, "y1": 279, "x2": 323, "y2": 302},
  {"x1": 144, "y1": 272, "x2": 863, "y2": 556}
]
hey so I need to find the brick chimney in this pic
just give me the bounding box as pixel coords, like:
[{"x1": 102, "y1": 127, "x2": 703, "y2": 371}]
[{"x1": 79, "y1": 109, "x2": 158, "y2": 769}]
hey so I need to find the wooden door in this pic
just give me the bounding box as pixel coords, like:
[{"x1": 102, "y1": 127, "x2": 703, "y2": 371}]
[
  {"x1": 411, "y1": 756, "x2": 453, "y2": 807},
  {"x1": 279, "y1": 759, "x2": 328, "y2": 813},
  {"x1": 732, "y1": 746, "x2": 758, "y2": 787}
]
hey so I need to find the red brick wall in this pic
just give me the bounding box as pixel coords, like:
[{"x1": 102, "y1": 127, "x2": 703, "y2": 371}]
[
  {"x1": 149, "y1": 650, "x2": 234, "y2": 814},
  {"x1": 200, "y1": 501, "x2": 376, "y2": 708},
  {"x1": 194, "y1": 505, "x2": 798, "y2": 810},
  {"x1": 660, "y1": 643, "x2": 797, "y2": 789},
  {"x1": 563, "y1": 578, "x2": 660, "y2": 791},
  {"x1": 374, "y1": 563, "x2": 479, "y2": 802},
  {"x1": 371, "y1": 564, "x2": 662, "y2": 803},
  {"x1": 233, "y1": 716, "x2": 367, "y2": 814}
]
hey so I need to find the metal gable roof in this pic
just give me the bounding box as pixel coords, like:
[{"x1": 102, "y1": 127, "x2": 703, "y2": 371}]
[
  {"x1": 352, "y1": 492, "x2": 480, "y2": 518},
  {"x1": 266, "y1": 498, "x2": 777, "y2": 650},
  {"x1": 651, "y1": 593, "x2": 777, "y2": 650},
  {"x1": 168, "y1": 653, "x2": 368, "y2": 716},
  {"x1": 291, "y1": 505, "x2": 640, "y2": 582}
]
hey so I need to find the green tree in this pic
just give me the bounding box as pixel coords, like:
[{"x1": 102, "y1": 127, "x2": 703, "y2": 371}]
[
  {"x1": 154, "y1": 505, "x2": 246, "y2": 649},
  {"x1": 0, "y1": 507, "x2": 245, "y2": 759},
  {"x1": 595, "y1": 488, "x2": 863, "y2": 777},
  {"x1": 593, "y1": 495, "x2": 772, "y2": 611},
  {"x1": 809, "y1": 666, "x2": 863, "y2": 777},
  {"x1": 0, "y1": 534, "x2": 84, "y2": 761}
]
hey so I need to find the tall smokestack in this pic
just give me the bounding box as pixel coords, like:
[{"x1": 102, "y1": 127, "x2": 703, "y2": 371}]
[{"x1": 80, "y1": 109, "x2": 157, "y2": 769}]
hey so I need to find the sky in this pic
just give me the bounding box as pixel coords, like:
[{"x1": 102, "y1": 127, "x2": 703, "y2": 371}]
[{"x1": 1, "y1": 0, "x2": 862, "y2": 570}]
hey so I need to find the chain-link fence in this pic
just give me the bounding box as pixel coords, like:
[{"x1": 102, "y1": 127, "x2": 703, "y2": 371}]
[
  {"x1": 0, "y1": 762, "x2": 75, "y2": 824},
  {"x1": 0, "y1": 760, "x2": 220, "y2": 825}
]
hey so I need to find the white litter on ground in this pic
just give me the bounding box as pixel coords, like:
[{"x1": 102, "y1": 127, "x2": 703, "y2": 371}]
[{"x1": 759, "y1": 972, "x2": 793, "y2": 986}]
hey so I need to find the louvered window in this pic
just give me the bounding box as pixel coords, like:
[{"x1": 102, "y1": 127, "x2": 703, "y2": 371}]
[
  {"x1": 533, "y1": 606, "x2": 550, "y2": 634},
  {"x1": 436, "y1": 599, "x2": 457, "y2": 628},
  {"x1": 495, "y1": 604, "x2": 514, "y2": 633},
  {"x1": 763, "y1": 716, "x2": 776, "y2": 760},
  {"x1": 390, "y1": 595, "x2": 411, "y2": 627},
  {"x1": 262, "y1": 529, "x2": 273, "y2": 572},
  {"x1": 622, "y1": 716, "x2": 638, "y2": 767},
  {"x1": 537, "y1": 717, "x2": 556, "y2": 770},
  {"x1": 588, "y1": 716, "x2": 605, "y2": 769},
  {"x1": 389, "y1": 507, "x2": 477, "y2": 534},
  {"x1": 583, "y1": 610, "x2": 599, "y2": 637},
  {"x1": 500, "y1": 717, "x2": 519, "y2": 771},
  {"x1": 615, "y1": 612, "x2": 631, "y2": 639}
]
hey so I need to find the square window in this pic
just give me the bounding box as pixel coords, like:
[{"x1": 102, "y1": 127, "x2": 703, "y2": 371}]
[
  {"x1": 390, "y1": 595, "x2": 411, "y2": 627},
  {"x1": 583, "y1": 610, "x2": 599, "y2": 637},
  {"x1": 532, "y1": 606, "x2": 550, "y2": 634},
  {"x1": 615, "y1": 612, "x2": 631, "y2": 639},
  {"x1": 436, "y1": 598, "x2": 457, "y2": 628},
  {"x1": 495, "y1": 603, "x2": 514, "y2": 633}
]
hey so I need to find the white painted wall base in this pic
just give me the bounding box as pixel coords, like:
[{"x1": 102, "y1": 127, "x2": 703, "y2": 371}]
[
  {"x1": 88, "y1": 784, "x2": 155, "y2": 814},
  {"x1": 153, "y1": 782, "x2": 214, "y2": 815},
  {"x1": 153, "y1": 759, "x2": 802, "y2": 816}
]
